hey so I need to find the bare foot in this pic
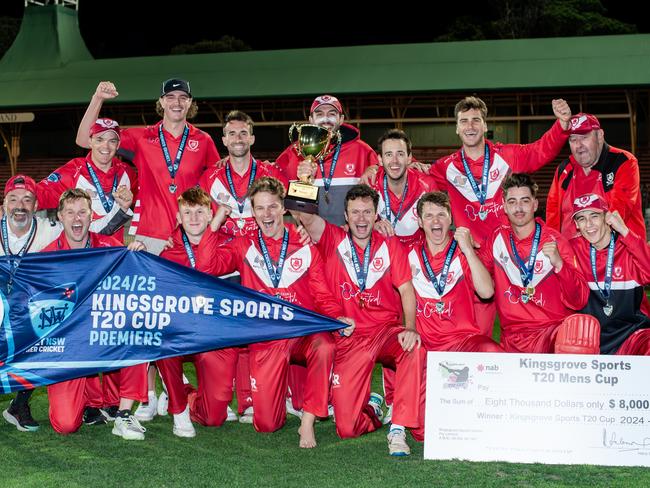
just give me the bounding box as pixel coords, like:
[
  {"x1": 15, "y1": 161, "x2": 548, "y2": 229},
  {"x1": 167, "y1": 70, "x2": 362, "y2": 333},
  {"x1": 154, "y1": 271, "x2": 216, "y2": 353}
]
[{"x1": 298, "y1": 411, "x2": 317, "y2": 448}]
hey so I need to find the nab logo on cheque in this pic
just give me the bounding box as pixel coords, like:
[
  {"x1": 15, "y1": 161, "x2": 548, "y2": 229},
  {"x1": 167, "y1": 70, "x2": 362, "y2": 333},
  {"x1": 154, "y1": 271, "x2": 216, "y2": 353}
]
[
  {"x1": 438, "y1": 361, "x2": 472, "y2": 389},
  {"x1": 28, "y1": 283, "x2": 77, "y2": 339}
]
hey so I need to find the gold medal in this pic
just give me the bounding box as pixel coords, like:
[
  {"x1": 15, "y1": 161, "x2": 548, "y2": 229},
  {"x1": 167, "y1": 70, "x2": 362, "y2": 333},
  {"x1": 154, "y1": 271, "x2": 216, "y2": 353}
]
[{"x1": 525, "y1": 285, "x2": 535, "y2": 297}]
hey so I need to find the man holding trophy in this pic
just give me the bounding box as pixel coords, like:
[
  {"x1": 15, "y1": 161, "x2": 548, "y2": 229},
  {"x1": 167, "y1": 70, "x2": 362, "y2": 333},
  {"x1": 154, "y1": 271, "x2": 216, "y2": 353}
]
[{"x1": 276, "y1": 95, "x2": 378, "y2": 225}]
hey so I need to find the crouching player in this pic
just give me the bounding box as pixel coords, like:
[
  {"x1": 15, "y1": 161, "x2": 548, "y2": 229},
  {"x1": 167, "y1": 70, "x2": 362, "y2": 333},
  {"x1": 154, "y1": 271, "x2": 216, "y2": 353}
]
[
  {"x1": 156, "y1": 187, "x2": 238, "y2": 438},
  {"x1": 202, "y1": 176, "x2": 352, "y2": 448},
  {"x1": 294, "y1": 184, "x2": 424, "y2": 456},
  {"x1": 479, "y1": 174, "x2": 595, "y2": 353},
  {"x1": 43, "y1": 189, "x2": 147, "y2": 439},
  {"x1": 570, "y1": 194, "x2": 650, "y2": 355}
]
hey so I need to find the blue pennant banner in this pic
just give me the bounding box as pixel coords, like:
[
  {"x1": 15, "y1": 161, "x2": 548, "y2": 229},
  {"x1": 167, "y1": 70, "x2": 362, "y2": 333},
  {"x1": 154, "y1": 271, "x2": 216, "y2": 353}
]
[{"x1": 0, "y1": 247, "x2": 344, "y2": 393}]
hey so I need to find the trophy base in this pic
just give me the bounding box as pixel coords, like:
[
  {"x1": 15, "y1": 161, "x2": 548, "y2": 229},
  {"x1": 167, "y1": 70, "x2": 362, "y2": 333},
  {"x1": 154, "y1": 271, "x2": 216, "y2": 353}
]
[{"x1": 284, "y1": 180, "x2": 320, "y2": 214}]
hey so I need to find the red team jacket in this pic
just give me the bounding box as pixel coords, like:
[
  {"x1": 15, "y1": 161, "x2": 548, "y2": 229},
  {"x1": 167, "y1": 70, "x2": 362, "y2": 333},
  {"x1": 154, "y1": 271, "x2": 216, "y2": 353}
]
[
  {"x1": 198, "y1": 158, "x2": 288, "y2": 237},
  {"x1": 199, "y1": 224, "x2": 344, "y2": 319},
  {"x1": 42, "y1": 231, "x2": 122, "y2": 251},
  {"x1": 571, "y1": 231, "x2": 650, "y2": 354},
  {"x1": 37, "y1": 156, "x2": 137, "y2": 242},
  {"x1": 546, "y1": 144, "x2": 646, "y2": 240},
  {"x1": 370, "y1": 167, "x2": 438, "y2": 248},
  {"x1": 119, "y1": 121, "x2": 220, "y2": 240},
  {"x1": 316, "y1": 223, "x2": 412, "y2": 335},
  {"x1": 479, "y1": 218, "x2": 589, "y2": 352},
  {"x1": 430, "y1": 121, "x2": 568, "y2": 244},
  {"x1": 409, "y1": 238, "x2": 485, "y2": 350}
]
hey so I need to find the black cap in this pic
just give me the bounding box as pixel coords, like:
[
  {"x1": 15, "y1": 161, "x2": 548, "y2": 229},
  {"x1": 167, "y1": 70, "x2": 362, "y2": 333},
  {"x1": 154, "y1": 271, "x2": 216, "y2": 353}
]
[{"x1": 161, "y1": 78, "x2": 191, "y2": 97}]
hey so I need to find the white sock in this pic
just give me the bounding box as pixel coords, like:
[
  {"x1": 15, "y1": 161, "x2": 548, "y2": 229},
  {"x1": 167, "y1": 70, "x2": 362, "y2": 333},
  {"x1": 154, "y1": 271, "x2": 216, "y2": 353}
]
[{"x1": 390, "y1": 424, "x2": 405, "y2": 432}]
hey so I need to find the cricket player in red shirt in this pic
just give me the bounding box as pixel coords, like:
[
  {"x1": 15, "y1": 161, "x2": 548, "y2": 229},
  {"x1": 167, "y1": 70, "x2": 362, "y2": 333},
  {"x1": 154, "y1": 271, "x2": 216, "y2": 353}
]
[
  {"x1": 38, "y1": 118, "x2": 136, "y2": 241},
  {"x1": 295, "y1": 184, "x2": 424, "y2": 456},
  {"x1": 276, "y1": 94, "x2": 378, "y2": 225},
  {"x1": 479, "y1": 174, "x2": 592, "y2": 353},
  {"x1": 157, "y1": 187, "x2": 237, "y2": 438},
  {"x1": 570, "y1": 194, "x2": 650, "y2": 355},
  {"x1": 202, "y1": 176, "x2": 351, "y2": 449},
  {"x1": 43, "y1": 189, "x2": 148, "y2": 440}
]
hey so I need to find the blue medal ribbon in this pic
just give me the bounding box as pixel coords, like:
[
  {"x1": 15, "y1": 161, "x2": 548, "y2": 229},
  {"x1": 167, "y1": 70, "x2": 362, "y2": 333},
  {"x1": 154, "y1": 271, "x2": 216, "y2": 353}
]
[
  {"x1": 1, "y1": 215, "x2": 37, "y2": 258},
  {"x1": 421, "y1": 240, "x2": 458, "y2": 296},
  {"x1": 590, "y1": 232, "x2": 616, "y2": 303},
  {"x1": 158, "y1": 124, "x2": 190, "y2": 183},
  {"x1": 460, "y1": 144, "x2": 490, "y2": 206},
  {"x1": 509, "y1": 222, "x2": 542, "y2": 287},
  {"x1": 258, "y1": 228, "x2": 289, "y2": 288},
  {"x1": 85, "y1": 161, "x2": 118, "y2": 213},
  {"x1": 225, "y1": 157, "x2": 257, "y2": 214},
  {"x1": 348, "y1": 234, "x2": 372, "y2": 292},
  {"x1": 317, "y1": 141, "x2": 341, "y2": 196},
  {"x1": 382, "y1": 174, "x2": 409, "y2": 228},
  {"x1": 181, "y1": 230, "x2": 196, "y2": 269}
]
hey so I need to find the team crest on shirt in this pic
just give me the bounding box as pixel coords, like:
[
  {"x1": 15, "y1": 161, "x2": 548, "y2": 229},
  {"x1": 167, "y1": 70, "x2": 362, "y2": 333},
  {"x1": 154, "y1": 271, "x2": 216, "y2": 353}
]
[
  {"x1": 534, "y1": 260, "x2": 544, "y2": 273},
  {"x1": 47, "y1": 172, "x2": 61, "y2": 183},
  {"x1": 613, "y1": 266, "x2": 623, "y2": 279},
  {"x1": 372, "y1": 257, "x2": 384, "y2": 272},
  {"x1": 606, "y1": 172, "x2": 614, "y2": 186},
  {"x1": 446, "y1": 272, "x2": 455, "y2": 284},
  {"x1": 187, "y1": 140, "x2": 200, "y2": 152},
  {"x1": 290, "y1": 257, "x2": 303, "y2": 271},
  {"x1": 344, "y1": 163, "x2": 356, "y2": 175},
  {"x1": 489, "y1": 169, "x2": 500, "y2": 181}
]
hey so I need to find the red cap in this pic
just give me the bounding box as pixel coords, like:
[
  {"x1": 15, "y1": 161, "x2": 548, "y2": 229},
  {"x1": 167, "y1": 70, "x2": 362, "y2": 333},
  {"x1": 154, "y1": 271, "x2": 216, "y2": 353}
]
[
  {"x1": 571, "y1": 193, "x2": 608, "y2": 219},
  {"x1": 310, "y1": 95, "x2": 343, "y2": 114},
  {"x1": 90, "y1": 118, "x2": 121, "y2": 138},
  {"x1": 4, "y1": 174, "x2": 37, "y2": 197},
  {"x1": 568, "y1": 113, "x2": 601, "y2": 135}
]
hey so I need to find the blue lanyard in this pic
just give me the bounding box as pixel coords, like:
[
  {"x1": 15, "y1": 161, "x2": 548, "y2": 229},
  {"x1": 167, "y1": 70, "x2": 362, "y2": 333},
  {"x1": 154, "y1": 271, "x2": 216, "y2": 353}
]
[
  {"x1": 258, "y1": 229, "x2": 289, "y2": 288},
  {"x1": 421, "y1": 240, "x2": 457, "y2": 296},
  {"x1": 158, "y1": 124, "x2": 189, "y2": 181},
  {"x1": 181, "y1": 230, "x2": 196, "y2": 269},
  {"x1": 225, "y1": 157, "x2": 257, "y2": 213},
  {"x1": 317, "y1": 141, "x2": 341, "y2": 194},
  {"x1": 1, "y1": 215, "x2": 36, "y2": 258},
  {"x1": 460, "y1": 143, "x2": 490, "y2": 205},
  {"x1": 348, "y1": 234, "x2": 372, "y2": 292},
  {"x1": 590, "y1": 232, "x2": 616, "y2": 302},
  {"x1": 382, "y1": 174, "x2": 408, "y2": 227},
  {"x1": 509, "y1": 223, "x2": 542, "y2": 287},
  {"x1": 86, "y1": 161, "x2": 118, "y2": 213}
]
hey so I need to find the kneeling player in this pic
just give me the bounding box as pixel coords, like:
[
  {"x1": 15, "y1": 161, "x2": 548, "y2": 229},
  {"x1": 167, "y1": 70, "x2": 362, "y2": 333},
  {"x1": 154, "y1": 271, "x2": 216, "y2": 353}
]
[
  {"x1": 156, "y1": 187, "x2": 237, "y2": 437},
  {"x1": 295, "y1": 184, "x2": 424, "y2": 456},
  {"x1": 479, "y1": 174, "x2": 593, "y2": 353},
  {"x1": 43, "y1": 189, "x2": 147, "y2": 439},
  {"x1": 203, "y1": 176, "x2": 352, "y2": 448},
  {"x1": 570, "y1": 194, "x2": 650, "y2": 355}
]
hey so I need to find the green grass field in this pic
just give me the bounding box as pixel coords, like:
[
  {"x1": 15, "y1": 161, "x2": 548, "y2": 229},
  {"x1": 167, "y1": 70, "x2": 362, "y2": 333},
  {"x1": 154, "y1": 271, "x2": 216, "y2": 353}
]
[{"x1": 2, "y1": 364, "x2": 650, "y2": 488}]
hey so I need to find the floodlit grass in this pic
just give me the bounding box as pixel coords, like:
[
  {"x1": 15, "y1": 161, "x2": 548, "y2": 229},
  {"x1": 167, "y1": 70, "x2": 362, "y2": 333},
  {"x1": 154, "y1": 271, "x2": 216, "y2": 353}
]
[{"x1": 2, "y1": 362, "x2": 650, "y2": 488}]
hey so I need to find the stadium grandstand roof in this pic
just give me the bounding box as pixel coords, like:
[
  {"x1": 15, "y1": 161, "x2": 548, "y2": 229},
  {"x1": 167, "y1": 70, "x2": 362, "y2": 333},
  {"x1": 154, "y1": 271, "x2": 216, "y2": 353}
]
[{"x1": 1, "y1": 4, "x2": 650, "y2": 109}]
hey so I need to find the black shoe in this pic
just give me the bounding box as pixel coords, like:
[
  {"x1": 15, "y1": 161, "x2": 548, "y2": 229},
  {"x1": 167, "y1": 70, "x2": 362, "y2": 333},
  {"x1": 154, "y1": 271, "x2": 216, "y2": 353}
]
[
  {"x1": 83, "y1": 407, "x2": 107, "y2": 426},
  {"x1": 100, "y1": 405, "x2": 119, "y2": 421},
  {"x1": 3, "y1": 399, "x2": 40, "y2": 432}
]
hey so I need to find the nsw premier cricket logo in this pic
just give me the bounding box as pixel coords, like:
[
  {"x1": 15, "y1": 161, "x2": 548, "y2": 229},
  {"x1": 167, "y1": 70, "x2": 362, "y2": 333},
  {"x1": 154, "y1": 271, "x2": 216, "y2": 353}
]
[
  {"x1": 438, "y1": 361, "x2": 472, "y2": 389},
  {"x1": 28, "y1": 283, "x2": 77, "y2": 339}
]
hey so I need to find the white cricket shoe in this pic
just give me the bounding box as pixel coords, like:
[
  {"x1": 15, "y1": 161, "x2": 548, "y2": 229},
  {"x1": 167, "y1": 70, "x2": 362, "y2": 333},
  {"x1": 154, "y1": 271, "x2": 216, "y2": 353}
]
[
  {"x1": 112, "y1": 414, "x2": 146, "y2": 441},
  {"x1": 382, "y1": 404, "x2": 393, "y2": 425},
  {"x1": 157, "y1": 391, "x2": 169, "y2": 416},
  {"x1": 226, "y1": 405, "x2": 238, "y2": 422},
  {"x1": 172, "y1": 405, "x2": 196, "y2": 438},
  {"x1": 238, "y1": 406, "x2": 254, "y2": 424},
  {"x1": 387, "y1": 428, "x2": 410, "y2": 456},
  {"x1": 134, "y1": 391, "x2": 157, "y2": 422}
]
